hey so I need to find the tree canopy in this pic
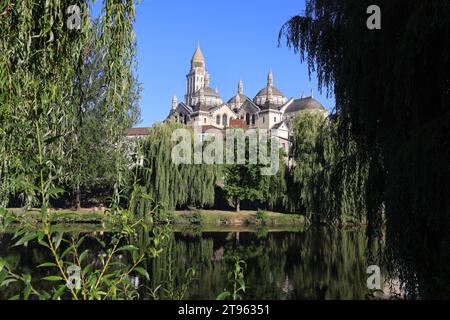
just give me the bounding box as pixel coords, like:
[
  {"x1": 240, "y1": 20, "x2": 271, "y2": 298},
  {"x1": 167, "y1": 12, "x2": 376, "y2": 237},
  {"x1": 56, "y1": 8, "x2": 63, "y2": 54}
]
[
  {"x1": 279, "y1": 0, "x2": 450, "y2": 298},
  {"x1": 0, "y1": 1, "x2": 138, "y2": 209}
]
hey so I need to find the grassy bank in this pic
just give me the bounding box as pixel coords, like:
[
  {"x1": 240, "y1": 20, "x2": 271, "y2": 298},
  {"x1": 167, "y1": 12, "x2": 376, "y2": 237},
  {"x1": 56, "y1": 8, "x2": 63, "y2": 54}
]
[
  {"x1": 2, "y1": 208, "x2": 307, "y2": 227},
  {"x1": 172, "y1": 209, "x2": 308, "y2": 227},
  {"x1": 3, "y1": 208, "x2": 107, "y2": 224}
]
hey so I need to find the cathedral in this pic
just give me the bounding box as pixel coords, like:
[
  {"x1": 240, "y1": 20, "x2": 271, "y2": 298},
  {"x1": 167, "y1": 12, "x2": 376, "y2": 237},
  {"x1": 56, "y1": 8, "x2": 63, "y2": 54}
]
[{"x1": 166, "y1": 45, "x2": 327, "y2": 154}]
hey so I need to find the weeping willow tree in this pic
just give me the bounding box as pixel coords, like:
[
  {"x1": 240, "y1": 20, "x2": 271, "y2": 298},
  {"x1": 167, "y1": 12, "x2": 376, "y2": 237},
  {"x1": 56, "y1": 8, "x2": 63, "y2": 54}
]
[
  {"x1": 279, "y1": 0, "x2": 450, "y2": 298},
  {"x1": 0, "y1": 1, "x2": 137, "y2": 209},
  {"x1": 283, "y1": 111, "x2": 368, "y2": 223},
  {"x1": 309, "y1": 116, "x2": 369, "y2": 224},
  {"x1": 290, "y1": 111, "x2": 324, "y2": 219},
  {"x1": 139, "y1": 122, "x2": 221, "y2": 211}
]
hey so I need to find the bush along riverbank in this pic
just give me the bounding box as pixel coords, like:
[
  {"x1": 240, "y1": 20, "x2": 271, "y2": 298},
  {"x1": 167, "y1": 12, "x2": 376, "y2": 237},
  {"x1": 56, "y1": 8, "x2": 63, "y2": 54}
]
[
  {"x1": 172, "y1": 209, "x2": 308, "y2": 226},
  {"x1": 1, "y1": 208, "x2": 311, "y2": 227},
  {"x1": 1, "y1": 208, "x2": 369, "y2": 229}
]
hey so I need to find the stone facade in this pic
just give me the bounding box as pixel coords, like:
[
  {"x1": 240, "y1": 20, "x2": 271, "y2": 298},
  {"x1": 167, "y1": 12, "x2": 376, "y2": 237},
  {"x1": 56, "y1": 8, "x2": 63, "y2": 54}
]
[{"x1": 166, "y1": 46, "x2": 328, "y2": 155}]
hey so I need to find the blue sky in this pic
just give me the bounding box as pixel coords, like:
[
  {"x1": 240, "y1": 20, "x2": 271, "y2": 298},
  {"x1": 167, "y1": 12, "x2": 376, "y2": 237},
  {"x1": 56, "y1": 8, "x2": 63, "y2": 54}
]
[{"x1": 94, "y1": 0, "x2": 335, "y2": 127}]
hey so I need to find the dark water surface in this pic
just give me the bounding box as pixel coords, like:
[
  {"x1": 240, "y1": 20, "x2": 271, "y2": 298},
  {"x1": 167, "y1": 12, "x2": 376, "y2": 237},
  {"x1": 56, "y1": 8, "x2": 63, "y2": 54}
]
[{"x1": 0, "y1": 227, "x2": 385, "y2": 299}]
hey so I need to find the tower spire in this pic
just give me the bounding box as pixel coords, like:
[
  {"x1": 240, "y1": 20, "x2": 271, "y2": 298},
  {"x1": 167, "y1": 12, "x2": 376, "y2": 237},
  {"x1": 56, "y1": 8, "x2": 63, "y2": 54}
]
[
  {"x1": 267, "y1": 69, "x2": 273, "y2": 87},
  {"x1": 238, "y1": 80, "x2": 243, "y2": 95},
  {"x1": 172, "y1": 94, "x2": 178, "y2": 110},
  {"x1": 191, "y1": 44, "x2": 205, "y2": 67}
]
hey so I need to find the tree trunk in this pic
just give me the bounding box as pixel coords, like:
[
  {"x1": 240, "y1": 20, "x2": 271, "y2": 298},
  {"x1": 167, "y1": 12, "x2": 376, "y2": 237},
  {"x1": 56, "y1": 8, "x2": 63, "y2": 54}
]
[
  {"x1": 235, "y1": 198, "x2": 240, "y2": 212},
  {"x1": 74, "y1": 188, "x2": 81, "y2": 211}
]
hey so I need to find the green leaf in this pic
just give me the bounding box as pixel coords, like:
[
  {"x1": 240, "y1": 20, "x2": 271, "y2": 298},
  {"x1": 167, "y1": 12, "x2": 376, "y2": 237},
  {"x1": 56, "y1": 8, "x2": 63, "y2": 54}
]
[
  {"x1": 134, "y1": 267, "x2": 149, "y2": 281},
  {"x1": 118, "y1": 245, "x2": 138, "y2": 252},
  {"x1": 79, "y1": 250, "x2": 89, "y2": 263},
  {"x1": 216, "y1": 291, "x2": 231, "y2": 300},
  {"x1": 13, "y1": 232, "x2": 37, "y2": 246},
  {"x1": 0, "y1": 271, "x2": 7, "y2": 284},
  {"x1": 23, "y1": 273, "x2": 31, "y2": 284},
  {"x1": 1, "y1": 279, "x2": 17, "y2": 287},
  {"x1": 0, "y1": 257, "x2": 5, "y2": 272},
  {"x1": 53, "y1": 232, "x2": 64, "y2": 250},
  {"x1": 76, "y1": 236, "x2": 85, "y2": 248},
  {"x1": 37, "y1": 262, "x2": 58, "y2": 268},
  {"x1": 47, "y1": 187, "x2": 65, "y2": 198},
  {"x1": 42, "y1": 276, "x2": 63, "y2": 281},
  {"x1": 52, "y1": 285, "x2": 66, "y2": 300},
  {"x1": 23, "y1": 284, "x2": 32, "y2": 300},
  {"x1": 60, "y1": 246, "x2": 73, "y2": 260}
]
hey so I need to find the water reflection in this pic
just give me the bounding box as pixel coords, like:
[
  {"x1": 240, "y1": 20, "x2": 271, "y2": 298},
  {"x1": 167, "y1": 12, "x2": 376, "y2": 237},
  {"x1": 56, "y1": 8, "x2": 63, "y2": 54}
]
[{"x1": 0, "y1": 227, "x2": 385, "y2": 299}]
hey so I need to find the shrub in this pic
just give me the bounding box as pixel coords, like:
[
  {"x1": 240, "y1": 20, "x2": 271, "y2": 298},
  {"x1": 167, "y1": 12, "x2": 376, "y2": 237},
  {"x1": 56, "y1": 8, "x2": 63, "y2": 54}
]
[
  {"x1": 256, "y1": 209, "x2": 268, "y2": 225},
  {"x1": 186, "y1": 209, "x2": 203, "y2": 225}
]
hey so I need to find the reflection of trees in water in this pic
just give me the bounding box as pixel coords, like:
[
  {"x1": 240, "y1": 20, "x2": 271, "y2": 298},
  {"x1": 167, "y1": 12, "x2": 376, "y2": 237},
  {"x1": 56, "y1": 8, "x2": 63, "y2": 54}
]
[
  {"x1": 141, "y1": 228, "x2": 377, "y2": 299},
  {"x1": 0, "y1": 228, "x2": 393, "y2": 299}
]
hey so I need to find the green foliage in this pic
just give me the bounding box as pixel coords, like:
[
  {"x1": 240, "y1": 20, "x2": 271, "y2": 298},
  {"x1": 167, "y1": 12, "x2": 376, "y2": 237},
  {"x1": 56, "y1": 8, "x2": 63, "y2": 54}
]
[
  {"x1": 0, "y1": 0, "x2": 138, "y2": 210},
  {"x1": 290, "y1": 112, "x2": 369, "y2": 223},
  {"x1": 139, "y1": 123, "x2": 221, "y2": 210},
  {"x1": 62, "y1": 23, "x2": 142, "y2": 208},
  {"x1": 290, "y1": 111, "x2": 324, "y2": 218},
  {"x1": 217, "y1": 256, "x2": 246, "y2": 300},
  {"x1": 256, "y1": 209, "x2": 268, "y2": 224},
  {"x1": 185, "y1": 209, "x2": 203, "y2": 225},
  {"x1": 0, "y1": 206, "x2": 173, "y2": 300},
  {"x1": 223, "y1": 130, "x2": 277, "y2": 212},
  {"x1": 279, "y1": 0, "x2": 450, "y2": 298},
  {"x1": 224, "y1": 163, "x2": 268, "y2": 212}
]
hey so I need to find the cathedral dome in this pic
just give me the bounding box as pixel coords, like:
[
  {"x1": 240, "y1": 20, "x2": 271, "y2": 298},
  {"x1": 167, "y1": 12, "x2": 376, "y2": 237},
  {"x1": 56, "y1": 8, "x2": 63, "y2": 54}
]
[
  {"x1": 253, "y1": 70, "x2": 287, "y2": 106},
  {"x1": 284, "y1": 97, "x2": 326, "y2": 113},
  {"x1": 254, "y1": 86, "x2": 285, "y2": 99},
  {"x1": 253, "y1": 86, "x2": 287, "y2": 106}
]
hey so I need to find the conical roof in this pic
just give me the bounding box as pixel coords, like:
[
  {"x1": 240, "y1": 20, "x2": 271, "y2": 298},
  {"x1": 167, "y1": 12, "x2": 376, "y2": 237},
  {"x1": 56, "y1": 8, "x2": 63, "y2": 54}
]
[{"x1": 191, "y1": 45, "x2": 205, "y2": 62}]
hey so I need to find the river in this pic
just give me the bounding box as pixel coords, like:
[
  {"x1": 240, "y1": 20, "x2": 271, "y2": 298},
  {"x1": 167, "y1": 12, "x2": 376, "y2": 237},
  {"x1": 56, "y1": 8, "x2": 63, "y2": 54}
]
[{"x1": 0, "y1": 226, "x2": 391, "y2": 300}]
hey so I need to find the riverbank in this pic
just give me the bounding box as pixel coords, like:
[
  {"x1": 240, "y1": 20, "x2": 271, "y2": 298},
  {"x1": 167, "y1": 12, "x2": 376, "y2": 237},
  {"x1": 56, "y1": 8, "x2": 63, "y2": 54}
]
[
  {"x1": 173, "y1": 209, "x2": 307, "y2": 226},
  {"x1": 2, "y1": 208, "x2": 308, "y2": 227}
]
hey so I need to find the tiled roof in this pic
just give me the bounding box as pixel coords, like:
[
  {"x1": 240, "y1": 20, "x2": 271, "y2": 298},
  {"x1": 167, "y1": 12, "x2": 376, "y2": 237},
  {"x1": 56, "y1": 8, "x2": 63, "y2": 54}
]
[
  {"x1": 229, "y1": 119, "x2": 247, "y2": 129},
  {"x1": 125, "y1": 127, "x2": 150, "y2": 136},
  {"x1": 197, "y1": 125, "x2": 223, "y2": 133}
]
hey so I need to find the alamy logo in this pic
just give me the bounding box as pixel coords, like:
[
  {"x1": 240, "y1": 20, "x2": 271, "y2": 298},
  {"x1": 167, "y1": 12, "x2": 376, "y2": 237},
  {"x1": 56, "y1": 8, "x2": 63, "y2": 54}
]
[
  {"x1": 66, "y1": 265, "x2": 81, "y2": 290},
  {"x1": 66, "y1": 5, "x2": 81, "y2": 30},
  {"x1": 171, "y1": 127, "x2": 280, "y2": 175},
  {"x1": 366, "y1": 265, "x2": 381, "y2": 290},
  {"x1": 366, "y1": 5, "x2": 381, "y2": 30}
]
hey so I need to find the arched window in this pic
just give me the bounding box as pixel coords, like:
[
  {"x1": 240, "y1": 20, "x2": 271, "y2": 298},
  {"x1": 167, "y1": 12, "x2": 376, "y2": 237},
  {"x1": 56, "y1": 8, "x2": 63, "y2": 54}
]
[
  {"x1": 222, "y1": 114, "x2": 228, "y2": 127},
  {"x1": 216, "y1": 115, "x2": 220, "y2": 125},
  {"x1": 251, "y1": 114, "x2": 256, "y2": 125},
  {"x1": 245, "y1": 113, "x2": 250, "y2": 125}
]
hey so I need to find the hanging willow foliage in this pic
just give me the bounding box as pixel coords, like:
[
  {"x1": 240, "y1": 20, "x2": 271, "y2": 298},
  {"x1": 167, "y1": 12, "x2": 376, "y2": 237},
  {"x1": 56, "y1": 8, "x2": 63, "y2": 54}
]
[
  {"x1": 279, "y1": 0, "x2": 450, "y2": 298},
  {"x1": 139, "y1": 123, "x2": 221, "y2": 211},
  {"x1": 271, "y1": 111, "x2": 369, "y2": 223},
  {"x1": 0, "y1": 1, "x2": 137, "y2": 208}
]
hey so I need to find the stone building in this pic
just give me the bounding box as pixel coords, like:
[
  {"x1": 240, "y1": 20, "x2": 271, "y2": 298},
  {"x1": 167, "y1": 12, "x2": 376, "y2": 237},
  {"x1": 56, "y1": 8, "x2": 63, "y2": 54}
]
[{"x1": 166, "y1": 45, "x2": 328, "y2": 155}]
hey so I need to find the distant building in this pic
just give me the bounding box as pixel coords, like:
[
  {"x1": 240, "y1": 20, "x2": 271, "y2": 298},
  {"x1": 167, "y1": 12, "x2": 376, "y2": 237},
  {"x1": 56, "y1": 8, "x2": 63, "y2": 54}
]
[
  {"x1": 165, "y1": 45, "x2": 328, "y2": 155},
  {"x1": 125, "y1": 127, "x2": 150, "y2": 138}
]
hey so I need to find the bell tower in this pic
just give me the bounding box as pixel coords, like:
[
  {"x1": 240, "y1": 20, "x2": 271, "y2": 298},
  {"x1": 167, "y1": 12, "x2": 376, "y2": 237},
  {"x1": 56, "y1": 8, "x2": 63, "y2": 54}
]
[{"x1": 185, "y1": 44, "x2": 207, "y2": 105}]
